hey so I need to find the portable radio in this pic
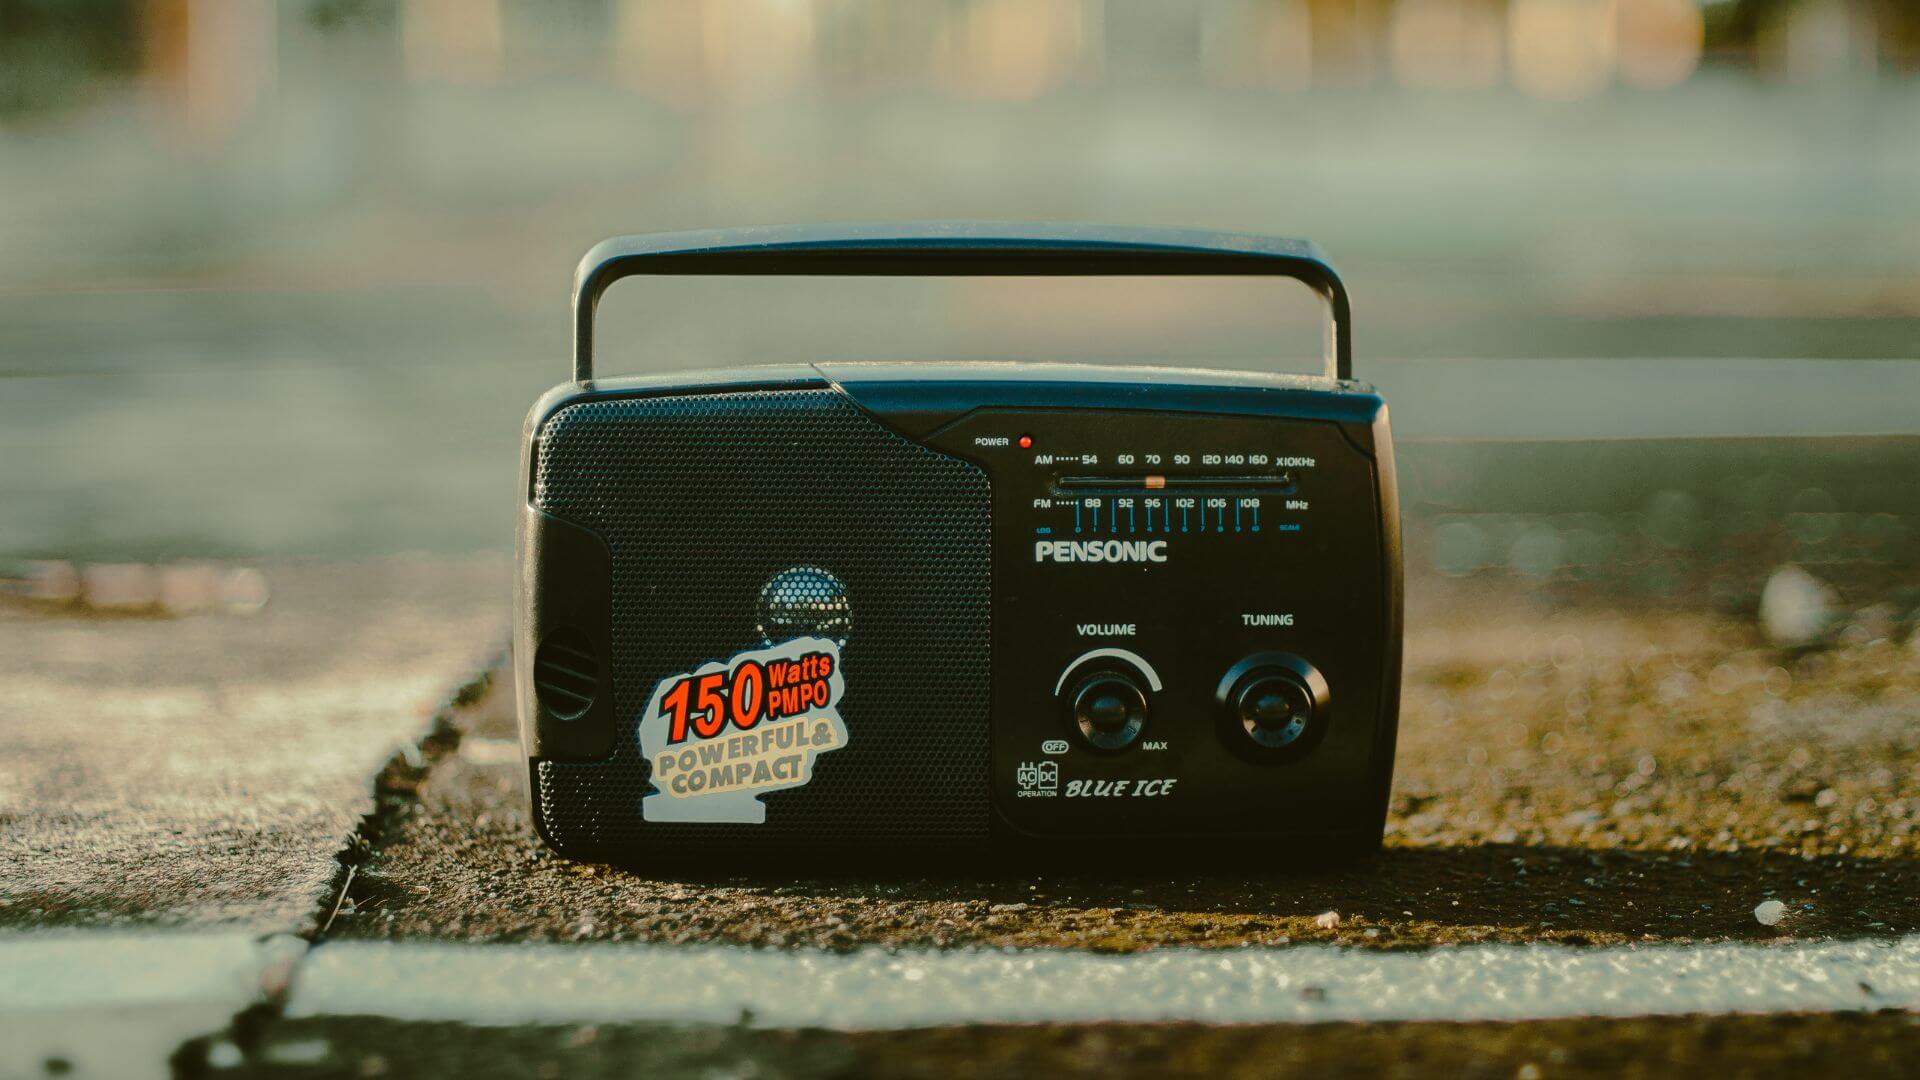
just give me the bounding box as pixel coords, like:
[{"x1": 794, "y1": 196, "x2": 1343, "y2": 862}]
[{"x1": 516, "y1": 224, "x2": 1401, "y2": 862}]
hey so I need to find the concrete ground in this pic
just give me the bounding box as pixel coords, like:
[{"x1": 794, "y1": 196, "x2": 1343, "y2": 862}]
[
  {"x1": 0, "y1": 557, "x2": 508, "y2": 1078},
  {"x1": 0, "y1": 557, "x2": 506, "y2": 933},
  {"x1": 5, "y1": 563, "x2": 1918, "y2": 1077}
]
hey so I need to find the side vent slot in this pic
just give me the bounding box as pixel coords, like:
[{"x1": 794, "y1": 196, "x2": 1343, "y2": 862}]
[{"x1": 533, "y1": 627, "x2": 597, "y2": 719}]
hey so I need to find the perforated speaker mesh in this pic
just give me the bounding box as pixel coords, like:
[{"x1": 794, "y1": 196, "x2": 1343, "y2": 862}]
[{"x1": 532, "y1": 387, "x2": 992, "y2": 852}]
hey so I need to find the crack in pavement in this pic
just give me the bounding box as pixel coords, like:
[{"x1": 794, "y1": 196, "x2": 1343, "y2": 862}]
[
  {"x1": 0, "y1": 557, "x2": 511, "y2": 1079},
  {"x1": 0, "y1": 657, "x2": 503, "y2": 1076},
  {"x1": 151, "y1": 663, "x2": 500, "y2": 1080}
]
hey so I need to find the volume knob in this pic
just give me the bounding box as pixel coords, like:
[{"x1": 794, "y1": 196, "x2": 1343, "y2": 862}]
[{"x1": 1069, "y1": 673, "x2": 1149, "y2": 751}]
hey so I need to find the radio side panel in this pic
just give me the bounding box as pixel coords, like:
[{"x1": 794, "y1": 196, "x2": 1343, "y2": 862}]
[{"x1": 1362, "y1": 403, "x2": 1403, "y2": 846}]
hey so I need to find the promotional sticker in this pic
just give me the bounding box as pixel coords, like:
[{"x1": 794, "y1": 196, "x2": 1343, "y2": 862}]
[{"x1": 638, "y1": 636, "x2": 847, "y2": 823}]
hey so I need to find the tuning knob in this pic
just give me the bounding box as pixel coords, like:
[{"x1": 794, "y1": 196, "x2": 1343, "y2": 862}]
[
  {"x1": 1235, "y1": 673, "x2": 1314, "y2": 748},
  {"x1": 1216, "y1": 653, "x2": 1330, "y2": 760}
]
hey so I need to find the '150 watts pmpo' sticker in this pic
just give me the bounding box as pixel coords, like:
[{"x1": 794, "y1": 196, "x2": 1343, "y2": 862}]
[{"x1": 637, "y1": 636, "x2": 847, "y2": 823}]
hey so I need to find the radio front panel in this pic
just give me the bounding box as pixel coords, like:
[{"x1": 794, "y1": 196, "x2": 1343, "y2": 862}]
[{"x1": 926, "y1": 409, "x2": 1393, "y2": 841}]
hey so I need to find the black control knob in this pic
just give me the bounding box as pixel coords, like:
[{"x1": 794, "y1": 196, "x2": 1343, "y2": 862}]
[
  {"x1": 1215, "y1": 653, "x2": 1331, "y2": 761},
  {"x1": 1070, "y1": 673, "x2": 1149, "y2": 751},
  {"x1": 1235, "y1": 674, "x2": 1315, "y2": 749}
]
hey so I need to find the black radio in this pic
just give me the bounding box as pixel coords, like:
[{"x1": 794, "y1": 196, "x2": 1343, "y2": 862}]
[{"x1": 515, "y1": 224, "x2": 1402, "y2": 862}]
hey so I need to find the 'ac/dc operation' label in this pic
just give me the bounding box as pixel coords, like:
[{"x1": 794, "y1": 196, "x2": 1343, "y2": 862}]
[{"x1": 637, "y1": 637, "x2": 847, "y2": 824}]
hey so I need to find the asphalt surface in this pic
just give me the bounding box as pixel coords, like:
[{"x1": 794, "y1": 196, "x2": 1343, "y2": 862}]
[
  {"x1": 0, "y1": 557, "x2": 505, "y2": 932},
  {"x1": 338, "y1": 576, "x2": 1920, "y2": 951}
]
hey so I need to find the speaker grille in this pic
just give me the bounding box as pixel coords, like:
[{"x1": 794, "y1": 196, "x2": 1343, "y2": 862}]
[{"x1": 531, "y1": 388, "x2": 992, "y2": 852}]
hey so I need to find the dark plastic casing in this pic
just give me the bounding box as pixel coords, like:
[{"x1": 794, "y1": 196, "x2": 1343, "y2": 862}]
[{"x1": 516, "y1": 226, "x2": 1401, "y2": 864}]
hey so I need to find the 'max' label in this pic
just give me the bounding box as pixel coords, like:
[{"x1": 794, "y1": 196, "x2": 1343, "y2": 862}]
[{"x1": 637, "y1": 637, "x2": 847, "y2": 824}]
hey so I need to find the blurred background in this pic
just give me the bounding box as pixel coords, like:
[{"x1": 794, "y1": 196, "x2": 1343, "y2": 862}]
[{"x1": 2, "y1": 0, "x2": 1915, "y2": 610}]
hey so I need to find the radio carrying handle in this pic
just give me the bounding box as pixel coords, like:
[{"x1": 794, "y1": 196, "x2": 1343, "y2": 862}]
[{"x1": 572, "y1": 223, "x2": 1352, "y2": 384}]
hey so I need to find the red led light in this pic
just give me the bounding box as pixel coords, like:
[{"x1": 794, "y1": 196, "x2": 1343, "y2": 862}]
[{"x1": 1018, "y1": 435, "x2": 1033, "y2": 449}]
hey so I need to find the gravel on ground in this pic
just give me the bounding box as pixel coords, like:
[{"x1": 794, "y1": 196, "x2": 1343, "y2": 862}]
[{"x1": 333, "y1": 576, "x2": 1920, "y2": 950}]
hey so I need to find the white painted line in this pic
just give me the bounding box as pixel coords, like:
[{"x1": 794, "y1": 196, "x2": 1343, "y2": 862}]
[
  {"x1": 0, "y1": 931, "x2": 297, "y2": 1080},
  {"x1": 285, "y1": 937, "x2": 1920, "y2": 1030}
]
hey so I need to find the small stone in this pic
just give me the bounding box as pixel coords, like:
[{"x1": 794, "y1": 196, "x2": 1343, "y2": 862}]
[
  {"x1": 1760, "y1": 565, "x2": 1838, "y2": 649},
  {"x1": 1313, "y1": 910, "x2": 1341, "y2": 929},
  {"x1": 1754, "y1": 899, "x2": 1788, "y2": 926}
]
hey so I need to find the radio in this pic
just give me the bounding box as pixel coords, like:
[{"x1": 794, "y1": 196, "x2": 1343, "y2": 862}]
[{"x1": 515, "y1": 224, "x2": 1402, "y2": 863}]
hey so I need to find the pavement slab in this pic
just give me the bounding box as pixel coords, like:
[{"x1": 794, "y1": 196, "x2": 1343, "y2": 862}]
[
  {"x1": 334, "y1": 579, "x2": 1920, "y2": 949},
  {"x1": 0, "y1": 557, "x2": 506, "y2": 932}
]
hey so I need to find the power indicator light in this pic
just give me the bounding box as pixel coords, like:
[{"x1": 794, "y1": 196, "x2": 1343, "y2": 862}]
[{"x1": 1018, "y1": 435, "x2": 1033, "y2": 449}]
